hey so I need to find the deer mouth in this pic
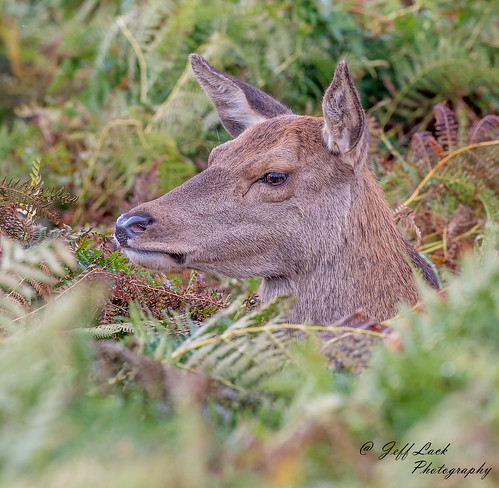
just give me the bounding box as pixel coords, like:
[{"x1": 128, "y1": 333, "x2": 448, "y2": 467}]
[
  {"x1": 122, "y1": 246, "x2": 187, "y2": 268},
  {"x1": 166, "y1": 252, "x2": 186, "y2": 265},
  {"x1": 136, "y1": 249, "x2": 186, "y2": 265}
]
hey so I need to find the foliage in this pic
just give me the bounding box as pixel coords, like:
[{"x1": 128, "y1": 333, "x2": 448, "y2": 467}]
[
  {"x1": 0, "y1": 232, "x2": 498, "y2": 487},
  {"x1": 0, "y1": 159, "x2": 77, "y2": 242},
  {"x1": 386, "y1": 102, "x2": 499, "y2": 270},
  {"x1": 0, "y1": 237, "x2": 75, "y2": 334},
  {"x1": 65, "y1": 229, "x2": 231, "y2": 332}
]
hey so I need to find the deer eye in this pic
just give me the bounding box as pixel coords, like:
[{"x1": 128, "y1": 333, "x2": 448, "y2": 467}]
[{"x1": 262, "y1": 172, "x2": 288, "y2": 186}]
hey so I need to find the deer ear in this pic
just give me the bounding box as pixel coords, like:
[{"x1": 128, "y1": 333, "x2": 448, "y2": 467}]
[
  {"x1": 322, "y1": 61, "x2": 367, "y2": 166},
  {"x1": 190, "y1": 54, "x2": 292, "y2": 138}
]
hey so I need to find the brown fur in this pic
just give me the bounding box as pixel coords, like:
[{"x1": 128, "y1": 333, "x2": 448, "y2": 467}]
[{"x1": 114, "y1": 56, "x2": 438, "y2": 325}]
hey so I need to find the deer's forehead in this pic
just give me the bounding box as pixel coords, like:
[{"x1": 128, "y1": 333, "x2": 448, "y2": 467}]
[{"x1": 209, "y1": 115, "x2": 323, "y2": 170}]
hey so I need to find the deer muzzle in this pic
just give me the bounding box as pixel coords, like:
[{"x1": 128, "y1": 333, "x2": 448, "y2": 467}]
[
  {"x1": 114, "y1": 212, "x2": 188, "y2": 268},
  {"x1": 114, "y1": 213, "x2": 154, "y2": 247}
]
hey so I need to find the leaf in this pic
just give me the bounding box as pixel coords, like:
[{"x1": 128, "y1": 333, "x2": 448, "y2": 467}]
[
  {"x1": 468, "y1": 115, "x2": 499, "y2": 144},
  {"x1": 0, "y1": 237, "x2": 76, "y2": 333},
  {"x1": 433, "y1": 102, "x2": 458, "y2": 152},
  {"x1": 411, "y1": 131, "x2": 443, "y2": 172},
  {"x1": 78, "y1": 323, "x2": 136, "y2": 339},
  {"x1": 29, "y1": 157, "x2": 42, "y2": 186},
  {"x1": 0, "y1": 177, "x2": 77, "y2": 227}
]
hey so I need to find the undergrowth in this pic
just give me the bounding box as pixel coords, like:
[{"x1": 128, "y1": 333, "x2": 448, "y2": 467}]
[
  {"x1": 0, "y1": 1, "x2": 498, "y2": 486},
  {"x1": 0, "y1": 227, "x2": 498, "y2": 487}
]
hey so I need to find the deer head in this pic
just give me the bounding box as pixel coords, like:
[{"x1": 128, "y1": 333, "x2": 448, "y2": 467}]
[{"x1": 114, "y1": 54, "x2": 438, "y2": 324}]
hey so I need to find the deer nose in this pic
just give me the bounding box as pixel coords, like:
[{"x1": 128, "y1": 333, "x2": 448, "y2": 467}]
[{"x1": 115, "y1": 213, "x2": 154, "y2": 246}]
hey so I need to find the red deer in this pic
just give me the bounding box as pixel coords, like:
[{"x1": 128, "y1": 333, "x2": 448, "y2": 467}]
[{"x1": 114, "y1": 54, "x2": 439, "y2": 325}]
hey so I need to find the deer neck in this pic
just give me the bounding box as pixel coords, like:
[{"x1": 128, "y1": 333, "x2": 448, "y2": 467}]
[{"x1": 259, "y1": 169, "x2": 420, "y2": 325}]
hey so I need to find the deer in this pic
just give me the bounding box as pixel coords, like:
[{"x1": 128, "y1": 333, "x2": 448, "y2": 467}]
[{"x1": 114, "y1": 54, "x2": 439, "y2": 326}]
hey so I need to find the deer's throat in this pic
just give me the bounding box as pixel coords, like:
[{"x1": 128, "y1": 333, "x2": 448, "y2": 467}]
[
  {"x1": 258, "y1": 276, "x2": 294, "y2": 304},
  {"x1": 259, "y1": 221, "x2": 420, "y2": 325}
]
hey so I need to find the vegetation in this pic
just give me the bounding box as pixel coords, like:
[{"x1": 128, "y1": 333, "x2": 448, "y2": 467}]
[{"x1": 0, "y1": 0, "x2": 498, "y2": 486}]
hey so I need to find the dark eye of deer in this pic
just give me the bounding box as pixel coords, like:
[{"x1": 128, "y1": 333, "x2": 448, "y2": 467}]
[{"x1": 263, "y1": 172, "x2": 288, "y2": 186}]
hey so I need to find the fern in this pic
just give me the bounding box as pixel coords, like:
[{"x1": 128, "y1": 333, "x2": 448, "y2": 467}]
[
  {"x1": 165, "y1": 297, "x2": 385, "y2": 389},
  {"x1": 433, "y1": 102, "x2": 458, "y2": 152},
  {"x1": 381, "y1": 35, "x2": 499, "y2": 129},
  {"x1": 0, "y1": 178, "x2": 77, "y2": 220},
  {"x1": 169, "y1": 297, "x2": 295, "y2": 390},
  {"x1": 411, "y1": 104, "x2": 499, "y2": 197},
  {"x1": 402, "y1": 103, "x2": 499, "y2": 268},
  {"x1": 0, "y1": 237, "x2": 75, "y2": 333},
  {"x1": 411, "y1": 131, "x2": 443, "y2": 172},
  {"x1": 29, "y1": 157, "x2": 42, "y2": 186},
  {"x1": 468, "y1": 115, "x2": 499, "y2": 144},
  {"x1": 79, "y1": 323, "x2": 136, "y2": 339},
  {"x1": 0, "y1": 159, "x2": 77, "y2": 244},
  {"x1": 0, "y1": 203, "x2": 38, "y2": 243}
]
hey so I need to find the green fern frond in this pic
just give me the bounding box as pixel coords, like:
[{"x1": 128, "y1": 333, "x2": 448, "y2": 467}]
[
  {"x1": 169, "y1": 296, "x2": 384, "y2": 388},
  {"x1": 381, "y1": 36, "x2": 499, "y2": 128},
  {"x1": 0, "y1": 177, "x2": 77, "y2": 225},
  {"x1": 478, "y1": 188, "x2": 499, "y2": 225},
  {"x1": 169, "y1": 296, "x2": 294, "y2": 389},
  {"x1": 29, "y1": 157, "x2": 42, "y2": 186},
  {"x1": 78, "y1": 323, "x2": 136, "y2": 339},
  {"x1": 453, "y1": 145, "x2": 499, "y2": 191}
]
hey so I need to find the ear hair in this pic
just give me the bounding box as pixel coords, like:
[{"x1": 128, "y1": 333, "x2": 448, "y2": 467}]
[
  {"x1": 190, "y1": 54, "x2": 292, "y2": 138},
  {"x1": 322, "y1": 61, "x2": 367, "y2": 167}
]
